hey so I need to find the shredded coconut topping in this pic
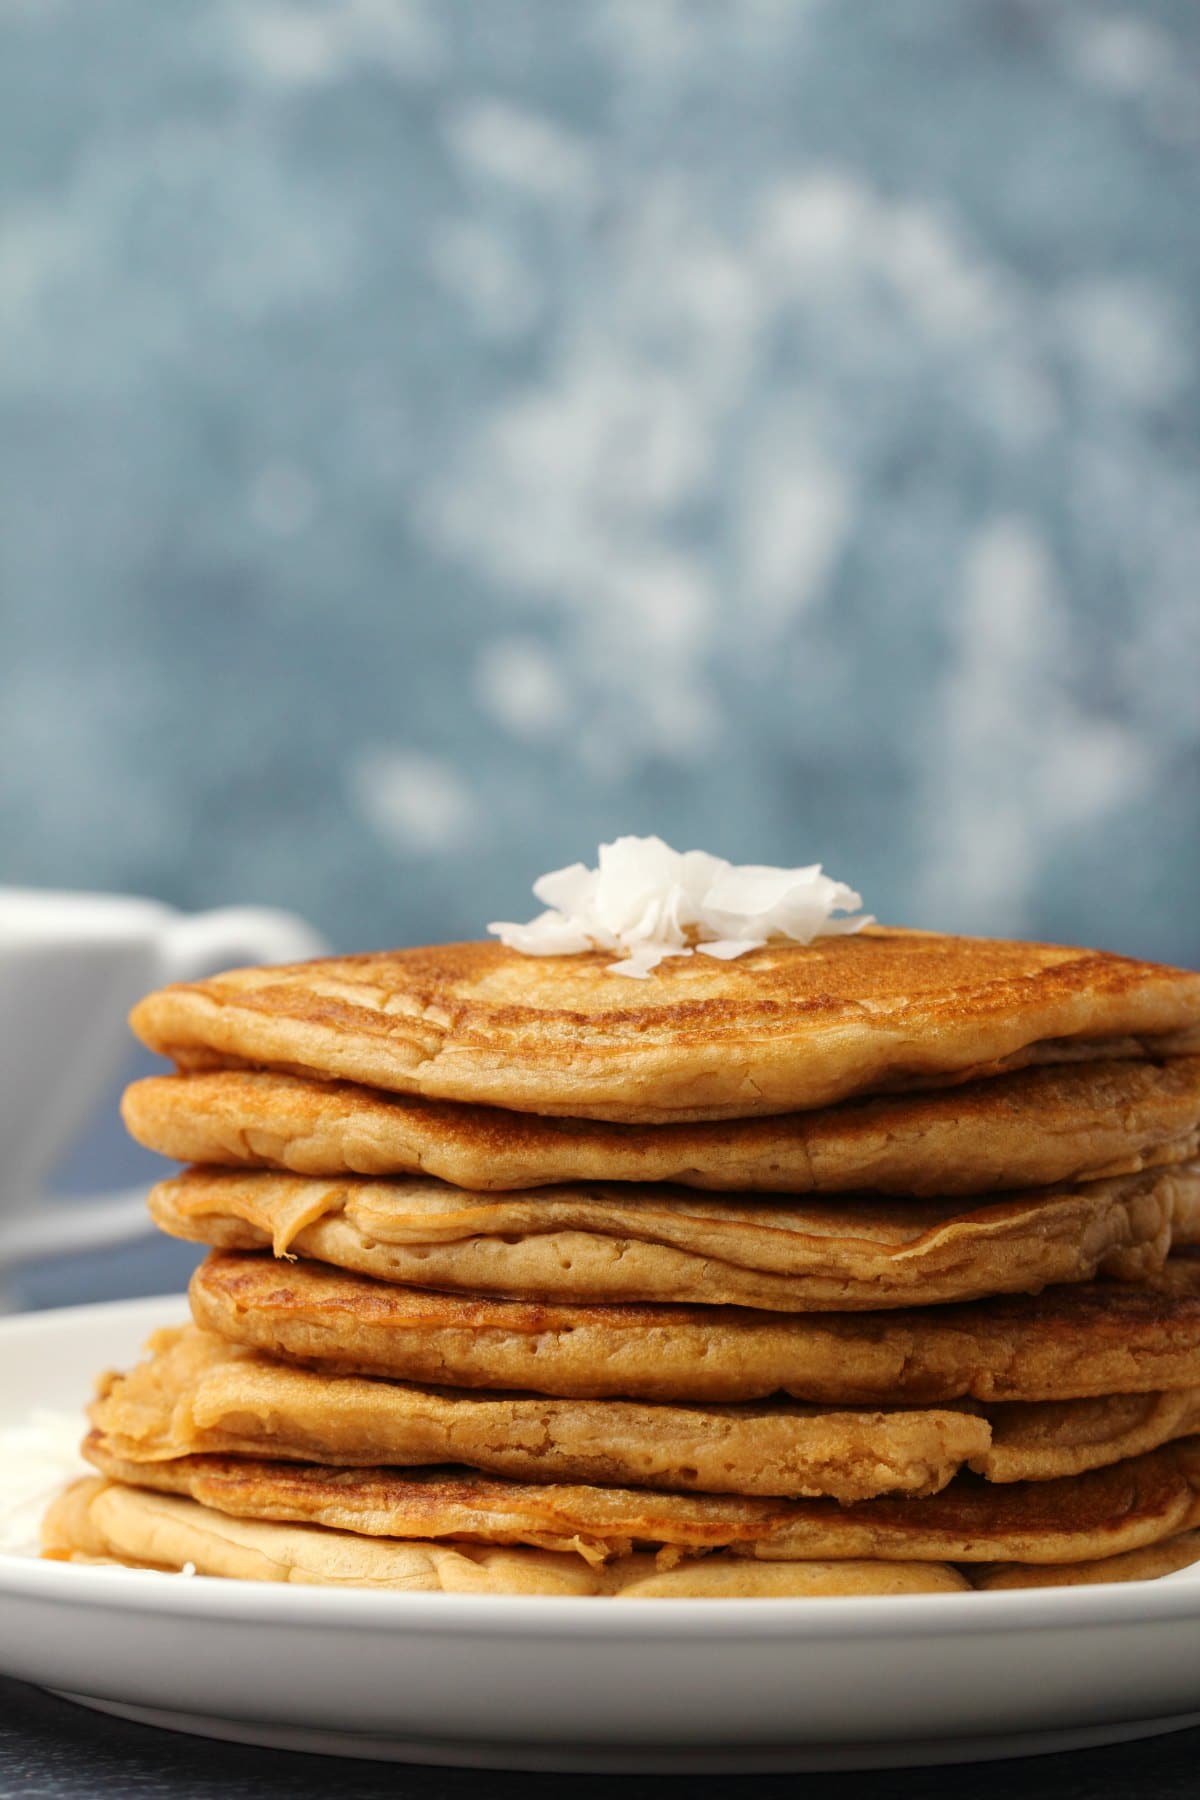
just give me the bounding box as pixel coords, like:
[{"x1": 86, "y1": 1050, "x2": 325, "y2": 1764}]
[{"x1": 488, "y1": 835, "x2": 871, "y2": 978}]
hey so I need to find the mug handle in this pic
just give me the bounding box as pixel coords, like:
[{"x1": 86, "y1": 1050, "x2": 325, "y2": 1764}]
[
  {"x1": 0, "y1": 905, "x2": 328, "y2": 1265},
  {"x1": 156, "y1": 906, "x2": 328, "y2": 985}
]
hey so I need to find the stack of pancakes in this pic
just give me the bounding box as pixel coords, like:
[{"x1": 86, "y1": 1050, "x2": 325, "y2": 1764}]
[{"x1": 44, "y1": 930, "x2": 1200, "y2": 1596}]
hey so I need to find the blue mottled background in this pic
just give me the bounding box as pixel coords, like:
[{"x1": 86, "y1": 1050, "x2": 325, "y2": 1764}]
[{"x1": 2, "y1": 0, "x2": 1199, "y2": 1302}]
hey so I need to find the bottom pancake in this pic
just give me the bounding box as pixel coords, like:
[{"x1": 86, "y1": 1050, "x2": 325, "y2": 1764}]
[
  {"x1": 81, "y1": 1434, "x2": 1200, "y2": 1565},
  {"x1": 44, "y1": 1479, "x2": 1200, "y2": 1595},
  {"x1": 974, "y1": 1530, "x2": 1200, "y2": 1589}
]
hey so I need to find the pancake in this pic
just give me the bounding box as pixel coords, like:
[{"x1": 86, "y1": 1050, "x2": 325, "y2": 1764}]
[
  {"x1": 189, "y1": 1250, "x2": 1200, "y2": 1405},
  {"x1": 605, "y1": 1559, "x2": 970, "y2": 1596},
  {"x1": 48, "y1": 1479, "x2": 1200, "y2": 1591},
  {"x1": 87, "y1": 1327, "x2": 991, "y2": 1503},
  {"x1": 643, "y1": 1536, "x2": 1200, "y2": 1592},
  {"x1": 126, "y1": 931, "x2": 1200, "y2": 1123},
  {"x1": 90, "y1": 1323, "x2": 1200, "y2": 1494},
  {"x1": 978, "y1": 1390, "x2": 1200, "y2": 1482},
  {"x1": 122, "y1": 1057, "x2": 1200, "y2": 1197},
  {"x1": 44, "y1": 1480, "x2": 972, "y2": 1595},
  {"x1": 973, "y1": 1529, "x2": 1200, "y2": 1588},
  {"x1": 41, "y1": 1478, "x2": 612, "y2": 1595},
  {"x1": 67, "y1": 1439, "x2": 1200, "y2": 1565},
  {"x1": 148, "y1": 1164, "x2": 1200, "y2": 1312}
]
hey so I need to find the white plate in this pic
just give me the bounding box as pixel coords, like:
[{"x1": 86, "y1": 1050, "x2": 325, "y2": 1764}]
[{"x1": 3, "y1": 1296, "x2": 1200, "y2": 1773}]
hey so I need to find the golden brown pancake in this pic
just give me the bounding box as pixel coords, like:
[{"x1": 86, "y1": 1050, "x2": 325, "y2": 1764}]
[
  {"x1": 87, "y1": 1326, "x2": 991, "y2": 1503},
  {"x1": 41, "y1": 1479, "x2": 612, "y2": 1594},
  {"x1": 975, "y1": 1390, "x2": 1200, "y2": 1482},
  {"x1": 126, "y1": 931, "x2": 1200, "y2": 1123},
  {"x1": 122, "y1": 1058, "x2": 1200, "y2": 1197},
  {"x1": 973, "y1": 1529, "x2": 1200, "y2": 1588},
  {"x1": 48, "y1": 1479, "x2": 1200, "y2": 1592},
  {"x1": 606, "y1": 1559, "x2": 970, "y2": 1597},
  {"x1": 65, "y1": 1437, "x2": 1200, "y2": 1566},
  {"x1": 190, "y1": 1250, "x2": 1200, "y2": 1405},
  {"x1": 76, "y1": 1435, "x2": 1200, "y2": 1569},
  {"x1": 42, "y1": 1478, "x2": 115, "y2": 1563},
  {"x1": 78, "y1": 1443, "x2": 780, "y2": 1562},
  {"x1": 44, "y1": 1480, "x2": 972, "y2": 1595},
  {"x1": 149, "y1": 1164, "x2": 1200, "y2": 1311},
  {"x1": 90, "y1": 1323, "x2": 1200, "y2": 1495}
]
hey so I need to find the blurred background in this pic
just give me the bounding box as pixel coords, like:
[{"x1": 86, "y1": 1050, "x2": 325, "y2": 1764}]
[{"x1": 2, "y1": 0, "x2": 1198, "y2": 1304}]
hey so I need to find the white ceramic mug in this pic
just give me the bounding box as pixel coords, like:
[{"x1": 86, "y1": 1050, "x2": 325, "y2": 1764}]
[{"x1": 0, "y1": 889, "x2": 326, "y2": 1266}]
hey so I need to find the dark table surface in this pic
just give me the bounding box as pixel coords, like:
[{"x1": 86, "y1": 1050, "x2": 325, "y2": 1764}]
[{"x1": 4, "y1": 1677, "x2": 1200, "y2": 1799}]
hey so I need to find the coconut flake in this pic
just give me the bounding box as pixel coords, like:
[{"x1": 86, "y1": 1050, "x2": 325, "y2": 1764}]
[{"x1": 488, "y1": 836, "x2": 871, "y2": 978}]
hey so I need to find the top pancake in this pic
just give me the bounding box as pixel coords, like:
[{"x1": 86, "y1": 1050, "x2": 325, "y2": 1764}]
[
  {"x1": 121, "y1": 1057, "x2": 1200, "y2": 1196},
  {"x1": 127, "y1": 931, "x2": 1200, "y2": 1123}
]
